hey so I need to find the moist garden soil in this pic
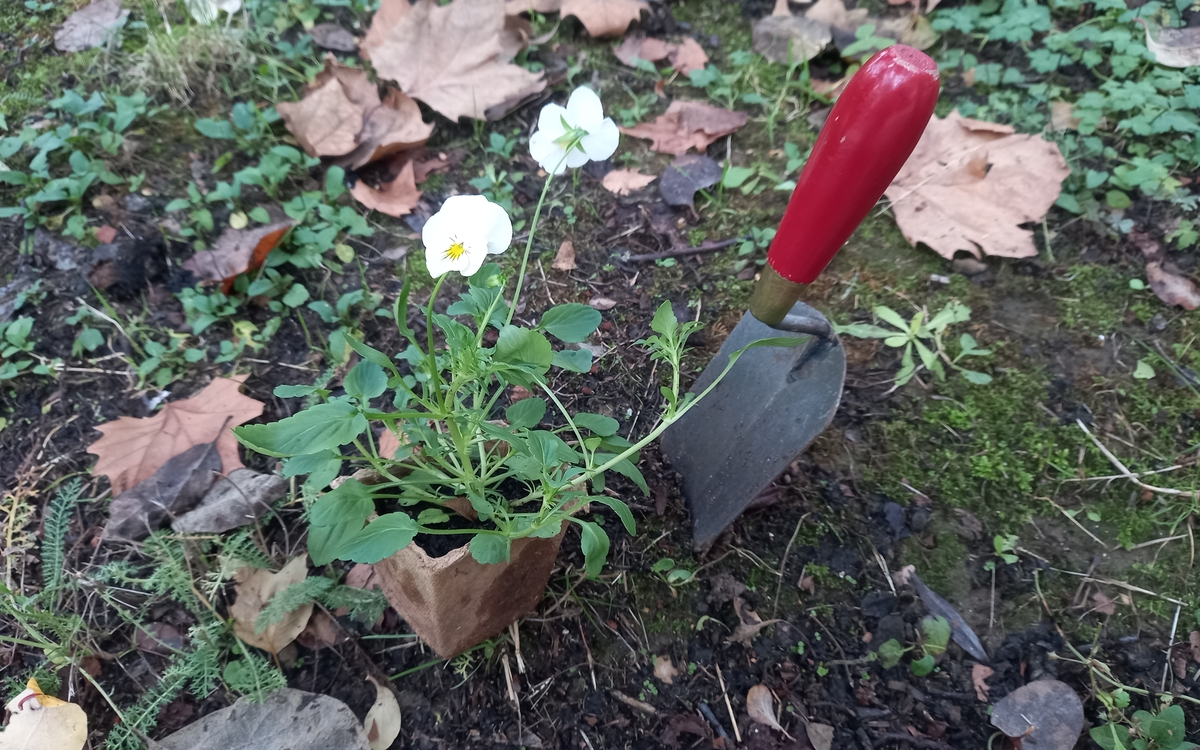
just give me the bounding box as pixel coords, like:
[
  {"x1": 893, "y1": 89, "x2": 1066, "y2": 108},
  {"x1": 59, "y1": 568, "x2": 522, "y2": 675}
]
[{"x1": 3, "y1": 0, "x2": 1200, "y2": 747}]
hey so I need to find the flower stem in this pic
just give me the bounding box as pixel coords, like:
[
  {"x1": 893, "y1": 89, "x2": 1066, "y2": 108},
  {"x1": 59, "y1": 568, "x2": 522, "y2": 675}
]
[{"x1": 505, "y1": 150, "x2": 571, "y2": 327}]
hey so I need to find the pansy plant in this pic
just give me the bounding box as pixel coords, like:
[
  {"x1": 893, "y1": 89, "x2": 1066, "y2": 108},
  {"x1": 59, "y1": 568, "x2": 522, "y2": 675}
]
[{"x1": 234, "y1": 87, "x2": 795, "y2": 575}]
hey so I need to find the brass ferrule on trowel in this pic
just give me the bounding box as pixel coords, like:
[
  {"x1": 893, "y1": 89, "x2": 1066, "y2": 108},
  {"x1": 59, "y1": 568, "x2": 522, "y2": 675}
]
[{"x1": 748, "y1": 266, "x2": 832, "y2": 338}]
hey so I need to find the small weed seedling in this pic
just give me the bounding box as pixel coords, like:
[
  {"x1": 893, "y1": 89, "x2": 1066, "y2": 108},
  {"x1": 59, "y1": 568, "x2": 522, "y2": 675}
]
[
  {"x1": 651, "y1": 557, "x2": 698, "y2": 587},
  {"x1": 835, "y1": 301, "x2": 993, "y2": 389},
  {"x1": 876, "y1": 615, "x2": 951, "y2": 676}
]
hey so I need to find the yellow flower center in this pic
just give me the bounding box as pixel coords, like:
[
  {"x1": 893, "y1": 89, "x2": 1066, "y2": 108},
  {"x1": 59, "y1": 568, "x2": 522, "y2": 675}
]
[{"x1": 445, "y1": 241, "x2": 467, "y2": 260}]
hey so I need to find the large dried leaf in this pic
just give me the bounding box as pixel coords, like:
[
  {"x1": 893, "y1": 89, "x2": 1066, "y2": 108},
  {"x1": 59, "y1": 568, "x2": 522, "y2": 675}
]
[
  {"x1": 727, "y1": 596, "x2": 782, "y2": 646},
  {"x1": 752, "y1": 14, "x2": 832, "y2": 64},
  {"x1": 909, "y1": 572, "x2": 987, "y2": 660},
  {"x1": 371, "y1": 0, "x2": 546, "y2": 122},
  {"x1": 990, "y1": 680, "x2": 1084, "y2": 750},
  {"x1": 182, "y1": 220, "x2": 295, "y2": 292},
  {"x1": 1138, "y1": 19, "x2": 1200, "y2": 68},
  {"x1": 105, "y1": 441, "x2": 221, "y2": 540},
  {"x1": 1131, "y1": 231, "x2": 1200, "y2": 310},
  {"x1": 552, "y1": 240, "x2": 576, "y2": 271},
  {"x1": 88, "y1": 376, "x2": 264, "y2": 496},
  {"x1": 172, "y1": 468, "x2": 288, "y2": 534},
  {"x1": 364, "y1": 677, "x2": 401, "y2": 750},
  {"x1": 659, "y1": 154, "x2": 722, "y2": 207},
  {"x1": 361, "y1": 0, "x2": 411, "y2": 59},
  {"x1": 804, "y1": 0, "x2": 866, "y2": 31},
  {"x1": 614, "y1": 36, "x2": 709, "y2": 73},
  {"x1": 0, "y1": 684, "x2": 87, "y2": 750},
  {"x1": 883, "y1": 110, "x2": 1070, "y2": 260},
  {"x1": 972, "y1": 664, "x2": 994, "y2": 702},
  {"x1": 746, "y1": 685, "x2": 788, "y2": 735},
  {"x1": 230, "y1": 557, "x2": 314, "y2": 654},
  {"x1": 621, "y1": 100, "x2": 748, "y2": 155},
  {"x1": 351, "y1": 158, "x2": 422, "y2": 217},
  {"x1": 277, "y1": 60, "x2": 434, "y2": 168},
  {"x1": 310, "y1": 23, "x2": 358, "y2": 52},
  {"x1": 602, "y1": 168, "x2": 656, "y2": 195},
  {"x1": 561, "y1": 0, "x2": 648, "y2": 37},
  {"x1": 505, "y1": 0, "x2": 562, "y2": 13},
  {"x1": 55, "y1": 0, "x2": 129, "y2": 52},
  {"x1": 153, "y1": 689, "x2": 370, "y2": 750}
]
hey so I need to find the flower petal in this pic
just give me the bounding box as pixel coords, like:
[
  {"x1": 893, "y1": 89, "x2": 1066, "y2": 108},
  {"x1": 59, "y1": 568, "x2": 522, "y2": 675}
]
[
  {"x1": 425, "y1": 243, "x2": 455, "y2": 278},
  {"x1": 566, "y1": 87, "x2": 604, "y2": 132},
  {"x1": 580, "y1": 118, "x2": 620, "y2": 162},
  {"x1": 421, "y1": 208, "x2": 453, "y2": 255},
  {"x1": 537, "y1": 103, "x2": 570, "y2": 138},
  {"x1": 565, "y1": 146, "x2": 590, "y2": 169},
  {"x1": 529, "y1": 131, "x2": 566, "y2": 173},
  {"x1": 481, "y1": 202, "x2": 514, "y2": 255}
]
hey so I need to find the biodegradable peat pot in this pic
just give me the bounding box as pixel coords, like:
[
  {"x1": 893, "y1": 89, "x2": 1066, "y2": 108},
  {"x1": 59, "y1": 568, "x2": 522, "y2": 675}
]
[{"x1": 375, "y1": 525, "x2": 566, "y2": 658}]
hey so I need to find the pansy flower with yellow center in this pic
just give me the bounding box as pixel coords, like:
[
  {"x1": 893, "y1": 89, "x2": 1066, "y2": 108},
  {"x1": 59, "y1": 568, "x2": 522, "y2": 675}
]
[{"x1": 421, "y1": 195, "x2": 513, "y2": 278}]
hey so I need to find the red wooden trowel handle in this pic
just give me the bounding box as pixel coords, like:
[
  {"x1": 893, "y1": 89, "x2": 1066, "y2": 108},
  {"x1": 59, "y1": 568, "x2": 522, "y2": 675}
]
[{"x1": 749, "y1": 45, "x2": 940, "y2": 326}]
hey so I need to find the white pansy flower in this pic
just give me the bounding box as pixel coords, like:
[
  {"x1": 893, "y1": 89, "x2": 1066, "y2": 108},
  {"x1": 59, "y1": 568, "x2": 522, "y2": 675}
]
[
  {"x1": 528, "y1": 86, "x2": 619, "y2": 175},
  {"x1": 422, "y1": 195, "x2": 513, "y2": 279}
]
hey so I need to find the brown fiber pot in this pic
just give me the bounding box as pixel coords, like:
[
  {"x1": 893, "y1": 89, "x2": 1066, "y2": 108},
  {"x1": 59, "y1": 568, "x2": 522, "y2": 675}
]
[{"x1": 374, "y1": 525, "x2": 565, "y2": 658}]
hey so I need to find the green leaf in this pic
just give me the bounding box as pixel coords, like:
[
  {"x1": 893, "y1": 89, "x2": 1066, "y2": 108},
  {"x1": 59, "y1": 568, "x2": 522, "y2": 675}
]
[
  {"x1": 469, "y1": 534, "x2": 511, "y2": 564},
  {"x1": 652, "y1": 558, "x2": 675, "y2": 573},
  {"x1": 1133, "y1": 359, "x2": 1155, "y2": 380},
  {"x1": 282, "y1": 450, "x2": 340, "y2": 479},
  {"x1": 959, "y1": 369, "x2": 993, "y2": 385},
  {"x1": 336, "y1": 513, "x2": 417, "y2": 564},
  {"x1": 417, "y1": 508, "x2": 450, "y2": 525},
  {"x1": 574, "y1": 412, "x2": 618, "y2": 436},
  {"x1": 1141, "y1": 705, "x2": 1187, "y2": 746},
  {"x1": 920, "y1": 615, "x2": 951, "y2": 653},
  {"x1": 309, "y1": 479, "x2": 374, "y2": 526},
  {"x1": 877, "y1": 638, "x2": 905, "y2": 669},
  {"x1": 722, "y1": 166, "x2": 755, "y2": 189},
  {"x1": 325, "y1": 166, "x2": 346, "y2": 201},
  {"x1": 1090, "y1": 723, "x2": 1131, "y2": 750},
  {"x1": 274, "y1": 384, "x2": 316, "y2": 398},
  {"x1": 282, "y1": 284, "x2": 309, "y2": 308},
  {"x1": 164, "y1": 198, "x2": 191, "y2": 212},
  {"x1": 506, "y1": 398, "x2": 547, "y2": 429},
  {"x1": 194, "y1": 118, "x2": 236, "y2": 139},
  {"x1": 343, "y1": 333, "x2": 400, "y2": 379},
  {"x1": 1106, "y1": 190, "x2": 1132, "y2": 209},
  {"x1": 910, "y1": 653, "x2": 935, "y2": 676},
  {"x1": 591, "y1": 496, "x2": 635, "y2": 535},
  {"x1": 577, "y1": 520, "x2": 610, "y2": 578},
  {"x1": 595, "y1": 453, "x2": 648, "y2": 494},
  {"x1": 495, "y1": 326, "x2": 553, "y2": 372},
  {"x1": 552, "y1": 348, "x2": 592, "y2": 372},
  {"x1": 249, "y1": 206, "x2": 272, "y2": 223},
  {"x1": 540, "y1": 303, "x2": 602, "y2": 343},
  {"x1": 309, "y1": 521, "x2": 362, "y2": 566},
  {"x1": 235, "y1": 400, "x2": 367, "y2": 457},
  {"x1": 651, "y1": 301, "x2": 678, "y2": 338},
  {"x1": 873, "y1": 305, "x2": 909, "y2": 331},
  {"x1": 344, "y1": 360, "x2": 388, "y2": 401}
]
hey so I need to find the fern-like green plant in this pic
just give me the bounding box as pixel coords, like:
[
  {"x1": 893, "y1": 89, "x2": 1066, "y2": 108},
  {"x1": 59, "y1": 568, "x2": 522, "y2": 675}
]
[
  {"x1": 42, "y1": 478, "x2": 84, "y2": 602},
  {"x1": 255, "y1": 575, "x2": 387, "y2": 631}
]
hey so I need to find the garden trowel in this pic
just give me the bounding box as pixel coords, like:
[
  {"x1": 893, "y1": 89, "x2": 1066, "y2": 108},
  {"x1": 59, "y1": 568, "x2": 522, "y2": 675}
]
[{"x1": 662, "y1": 45, "x2": 941, "y2": 551}]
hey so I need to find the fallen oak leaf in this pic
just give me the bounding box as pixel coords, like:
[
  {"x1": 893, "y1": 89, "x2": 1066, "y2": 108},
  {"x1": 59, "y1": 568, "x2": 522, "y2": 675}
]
[
  {"x1": 351, "y1": 158, "x2": 423, "y2": 217},
  {"x1": 275, "y1": 66, "x2": 368, "y2": 158},
  {"x1": 336, "y1": 89, "x2": 435, "y2": 170},
  {"x1": 621, "y1": 100, "x2": 748, "y2": 155},
  {"x1": 883, "y1": 110, "x2": 1070, "y2": 260},
  {"x1": 602, "y1": 168, "x2": 656, "y2": 196},
  {"x1": 230, "y1": 557, "x2": 314, "y2": 655},
  {"x1": 55, "y1": 0, "x2": 129, "y2": 53},
  {"x1": 364, "y1": 676, "x2": 402, "y2": 750},
  {"x1": 105, "y1": 441, "x2": 221, "y2": 540},
  {"x1": 746, "y1": 684, "x2": 792, "y2": 738},
  {"x1": 371, "y1": 0, "x2": 546, "y2": 122},
  {"x1": 182, "y1": 220, "x2": 295, "y2": 292},
  {"x1": 152, "y1": 689, "x2": 370, "y2": 750},
  {"x1": 561, "y1": 0, "x2": 649, "y2": 37},
  {"x1": 88, "y1": 376, "x2": 264, "y2": 496},
  {"x1": 361, "y1": 0, "x2": 411, "y2": 59}
]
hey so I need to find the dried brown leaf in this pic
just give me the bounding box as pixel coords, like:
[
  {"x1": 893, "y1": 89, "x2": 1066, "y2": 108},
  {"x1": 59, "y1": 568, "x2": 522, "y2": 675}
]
[
  {"x1": 371, "y1": 0, "x2": 546, "y2": 122},
  {"x1": 613, "y1": 36, "x2": 674, "y2": 66},
  {"x1": 728, "y1": 596, "x2": 782, "y2": 646},
  {"x1": 1190, "y1": 631, "x2": 1200, "y2": 663},
  {"x1": 230, "y1": 557, "x2": 314, "y2": 655},
  {"x1": 990, "y1": 680, "x2": 1084, "y2": 750},
  {"x1": 295, "y1": 610, "x2": 342, "y2": 651},
  {"x1": 55, "y1": 0, "x2": 129, "y2": 52},
  {"x1": 807, "y1": 722, "x2": 834, "y2": 750},
  {"x1": 752, "y1": 15, "x2": 831, "y2": 64},
  {"x1": 0, "y1": 698, "x2": 88, "y2": 750},
  {"x1": 552, "y1": 240, "x2": 576, "y2": 271},
  {"x1": 803, "y1": 0, "x2": 867, "y2": 32},
  {"x1": 1138, "y1": 19, "x2": 1200, "y2": 68},
  {"x1": 669, "y1": 37, "x2": 709, "y2": 73},
  {"x1": 310, "y1": 23, "x2": 359, "y2": 52},
  {"x1": 660, "y1": 153, "x2": 722, "y2": 207},
  {"x1": 1049, "y1": 101, "x2": 1081, "y2": 132},
  {"x1": 972, "y1": 664, "x2": 994, "y2": 702},
  {"x1": 364, "y1": 677, "x2": 402, "y2": 750},
  {"x1": 1146, "y1": 262, "x2": 1200, "y2": 310},
  {"x1": 95, "y1": 225, "x2": 118, "y2": 243},
  {"x1": 653, "y1": 655, "x2": 678, "y2": 685},
  {"x1": 602, "y1": 168, "x2": 656, "y2": 196},
  {"x1": 172, "y1": 468, "x2": 287, "y2": 534},
  {"x1": 589, "y1": 297, "x2": 618, "y2": 310},
  {"x1": 276, "y1": 72, "x2": 366, "y2": 158},
  {"x1": 377, "y1": 429, "x2": 404, "y2": 459},
  {"x1": 361, "y1": 0, "x2": 412, "y2": 59},
  {"x1": 621, "y1": 100, "x2": 748, "y2": 155},
  {"x1": 88, "y1": 376, "x2": 263, "y2": 496},
  {"x1": 746, "y1": 685, "x2": 789, "y2": 736},
  {"x1": 351, "y1": 158, "x2": 423, "y2": 217},
  {"x1": 346, "y1": 563, "x2": 382, "y2": 590},
  {"x1": 105, "y1": 441, "x2": 220, "y2": 540},
  {"x1": 153, "y1": 689, "x2": 370, "y2": 750},
  {"x1": 883, "y1": 110, "x2": 1070, "y2": 260},
  {"x1": 561, "y1": 0, "x2": 649, "y2": 37},
  {"x1": 337, "y1": 89, "x2": 436, "y2": 170},
  {"x1": 505, "y1": 0, "x2": 562, "y2": 13},
  {"x1": 1091, "y1": 591, "x2": 1116, "y2": 616},
  {"x1": 182, "y1": 220, "x2": 295, "y2": 292}
]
